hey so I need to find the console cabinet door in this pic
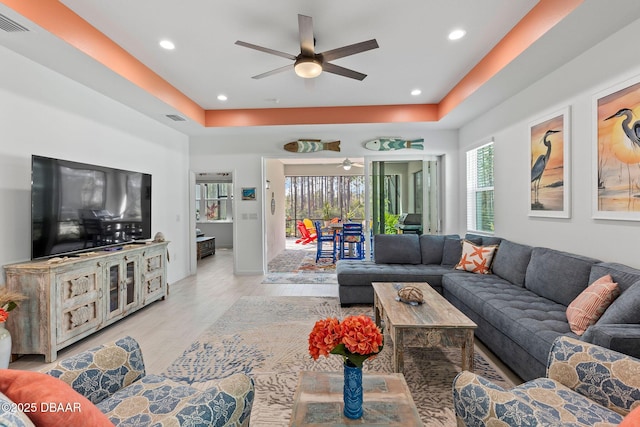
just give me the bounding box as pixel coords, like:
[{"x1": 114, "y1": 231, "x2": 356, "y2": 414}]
[
  {"x1": 104, "y1": 254, "x2": 141, "y2": 322},
  {"x1": 142, "y1": 247, "x2": 166, "y2": 303},
  {"x1": 56, "y1": 265, "x2": 103, "y2": 345},
  {"x1": 123, "y1": 254, "x2": 141, "y2": 313}
]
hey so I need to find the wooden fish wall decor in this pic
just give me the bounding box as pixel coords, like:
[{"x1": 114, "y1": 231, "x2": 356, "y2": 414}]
[
  {"x1": 364, "y1": 138, "x2": 424, "y2": 151},
  {"x1": 284, "y1": 139, "x2": 341, "y2": 153}
]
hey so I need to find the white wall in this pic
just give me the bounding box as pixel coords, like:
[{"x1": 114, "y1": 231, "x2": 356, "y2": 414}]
[
  {"x1": 0, "y1": 45, "x2": 191, "y2": 284},
  {"x1": 459, "y1": 17, "x2": 640, "y2": 268},
  {"x1": 190, "y1": 126, "x2": 458, "y2": 274},
  {"x1": 265, "y1": 159, "x2": 285, "y2": 262},
  {"x1": 197, "y1": 223, "x2": 233, "y2": 248}
]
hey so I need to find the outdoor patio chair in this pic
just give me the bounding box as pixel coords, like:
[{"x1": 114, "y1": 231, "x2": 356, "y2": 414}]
[{"x1": 295, "y1": 220, "x2": 316, "y2": 244}]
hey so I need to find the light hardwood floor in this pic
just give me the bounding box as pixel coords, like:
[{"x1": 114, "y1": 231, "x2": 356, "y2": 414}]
[
  {"x1": 10, "y1": 248, "x2": 337, "y2": 373},
  {"x1": 10, "y1": 247, "x2": 520, "y2": 385}
]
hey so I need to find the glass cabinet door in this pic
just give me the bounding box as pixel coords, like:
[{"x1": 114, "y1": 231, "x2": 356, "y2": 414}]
[
  {"x1": 108, "y1": 264, "x2": 121, "y2": 316},
  {"x1": 124, "y1": 259, "x2": 138, "y2": 308}
]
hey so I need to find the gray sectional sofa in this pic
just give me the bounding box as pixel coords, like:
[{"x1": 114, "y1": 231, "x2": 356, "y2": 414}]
[{"x1": 336, "y1": 233, "x2": 640, "y2": 381}]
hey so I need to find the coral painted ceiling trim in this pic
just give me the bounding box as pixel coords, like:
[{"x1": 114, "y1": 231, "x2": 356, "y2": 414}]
[
  {"x1": 205, "y1": 104, "x2": 439, "y2": 127},
  {"x1": 1, "y1": 0, "x2": 582, "y2": 128}
]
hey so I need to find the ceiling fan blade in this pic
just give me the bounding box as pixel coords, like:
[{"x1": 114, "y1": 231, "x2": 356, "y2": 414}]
[
  {"x1": 235, "y1": 40, "x2": 297, "y2": 61},
  {"x1": 322, "y1": 62, "x2": 367, "y2": 81},
  {"x1": 320, "y1": 39, "x2": 379, "y2": 62},
  {"x1": 252, "y1": 64, "x2": 294, "y2": 79},
  {"x1": 298, "y1": 14, "x2": 315, "y2": 56}
]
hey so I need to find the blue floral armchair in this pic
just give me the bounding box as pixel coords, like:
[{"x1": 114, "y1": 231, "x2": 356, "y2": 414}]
[
  {"x1": 453, "y1": 336, "x2": 640, "y2": 426},
  {"x1": 45, "y1": 336, "x2": 254, "y2": 426}
]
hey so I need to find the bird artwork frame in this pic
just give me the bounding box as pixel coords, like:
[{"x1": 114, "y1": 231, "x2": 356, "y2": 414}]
[
  {"x1": 528, "y1": 107, "x2": 571, "y2": 218},
  {"x1": 594, "y1": 74, "x2": 640, "y2": 221}
]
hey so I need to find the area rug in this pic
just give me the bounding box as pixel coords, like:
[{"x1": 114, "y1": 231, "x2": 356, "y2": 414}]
[
  {"x1": 261, "y1": 272, "x2": 338, "y2": 285},
  {"x1": 163, "y1": 296, "x2": 514, "y2": 426},
  {"x1": 268, "y1": 249, "x2": 336, "y2": 273},
  {"x1": 264, "y1": 248, "x2": 337, "y2": 284}
]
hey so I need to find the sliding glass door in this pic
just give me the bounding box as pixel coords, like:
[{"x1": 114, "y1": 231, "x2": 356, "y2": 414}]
[{"x1": 369, "y1": 158, "x2": 440, "y2": 237}]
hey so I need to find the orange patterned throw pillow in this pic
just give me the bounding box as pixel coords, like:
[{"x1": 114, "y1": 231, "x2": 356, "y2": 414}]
[
  {"x1": 454, "y1": 240, "x2": 498, "y2": 274},
  {"x1": 566, "y1": 275, "x2": 620, "y2": 336}
]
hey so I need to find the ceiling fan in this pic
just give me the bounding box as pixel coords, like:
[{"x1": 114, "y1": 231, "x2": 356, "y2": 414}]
[
  {"x1": 338, "y1": 158, "x2": 364, "y2": 171},
  {"x1": 235, "y1": 14, "x2": 379, "y2": 81}
]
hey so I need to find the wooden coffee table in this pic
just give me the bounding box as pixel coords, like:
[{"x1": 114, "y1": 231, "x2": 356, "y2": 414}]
[
  {"x1": 289, "y1": 371, "x2": 422, "y2": 426},
  {"x1": 372, "y1": 282, "x2": 477, "y2": 373}
]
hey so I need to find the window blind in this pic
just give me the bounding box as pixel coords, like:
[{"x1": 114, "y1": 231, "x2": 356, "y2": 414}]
[{"x1": 466, "y1": 142, "x2": 494, "y2": 233}]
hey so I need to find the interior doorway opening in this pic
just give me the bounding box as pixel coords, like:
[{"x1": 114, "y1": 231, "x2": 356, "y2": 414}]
[{"x1": 370, "y1": 159, "x2": 440, "y2": 236}]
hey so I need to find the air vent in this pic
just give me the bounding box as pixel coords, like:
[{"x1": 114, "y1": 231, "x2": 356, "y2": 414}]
[
  {"x1": 0, "y1": 13, "x2": 29, "y2": 32},
  {"x1": 165, "y1": 114, "x2": 186, "y2": 122}
]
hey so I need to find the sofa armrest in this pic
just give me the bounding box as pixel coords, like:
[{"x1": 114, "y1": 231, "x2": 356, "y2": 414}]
[
  {"x1": 44, "y1": 336, "x2": 145, "y2": 405},
  {"x1": 452, "y1": 371, "x2": 558, "y2": 426},
  {"x1": 546, "y1": 336, "x2": 640, "y2": 416},
  {"x1": 582, "y1": 324, "x2": 640, "y2": 359}
]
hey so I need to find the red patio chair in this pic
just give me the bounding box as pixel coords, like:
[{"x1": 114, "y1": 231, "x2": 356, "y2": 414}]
[{"x1": 295, "y1": 221, "x2": 317, "y2": 244}]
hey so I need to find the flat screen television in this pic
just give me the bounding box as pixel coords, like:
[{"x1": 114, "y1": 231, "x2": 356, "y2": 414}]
[{"x1": 31, "y1": 155, "x2": 152, "y2": 259}]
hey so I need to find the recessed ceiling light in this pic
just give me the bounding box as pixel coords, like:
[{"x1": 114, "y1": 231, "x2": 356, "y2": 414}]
[
  {"x1": 448, "y1": 29, "x2": 466, "y2": 41},
  {"x1": 411, "y1": 89, "x2": 422, "y2": 96},
  {"x1": 159, "y1": 39, "x2": 175, "y2": 50},
  {"x1": 217, "y1": 94, "x2": 228, "y2": 101}
]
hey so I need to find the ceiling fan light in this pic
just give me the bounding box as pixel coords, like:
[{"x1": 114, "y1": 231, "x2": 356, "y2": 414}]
[
  {"x1": 342, "y1": 158, "x2": 352, "y2": 171},
  {"x1": 294, "y1": 58, "x2": 322, "y2": 78}
]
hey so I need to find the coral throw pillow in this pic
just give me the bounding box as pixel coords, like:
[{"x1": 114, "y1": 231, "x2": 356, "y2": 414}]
[
  {"x1": 566, "y1": 275, "x2": 620, "y2": 336},
  {"x1": 0, "y1": 370, "x2": 113, "y2": 427},
  {"x1": 620, "y1": 405, "x2": 640, "y2": 427},
  {"x1": 454, "y1": 240, "x2": 498, "y2": 274}
]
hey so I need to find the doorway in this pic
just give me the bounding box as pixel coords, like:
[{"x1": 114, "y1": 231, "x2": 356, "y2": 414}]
[
  {"x1": 191, "y1": 172, "x2": 234, "y2": 273},
  {"x1": 369, "y1": 158, "x2": 440, "y2": 236}
]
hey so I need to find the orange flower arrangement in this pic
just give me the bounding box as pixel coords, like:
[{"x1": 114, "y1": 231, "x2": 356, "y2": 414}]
[
  {"x1": 0, "y1": 289, "x2": 26, "y2": 323},
  {"x1": 309, "y1": 315, "x2": 383, "y2": 368}
]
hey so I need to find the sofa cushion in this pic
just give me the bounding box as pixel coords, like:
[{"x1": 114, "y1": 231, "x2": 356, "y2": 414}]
[
  {"x1": 443, "y1": 273, "x2": 574, "y2": 366},
  {"x1": 589, "y1": 262, "x2": 640, "y2": 293},
  {"x1": 511, "y1": 378, "x2": 624, "y2": 426},
  {"x1": 374, "y1": 234, "x2": 421, "y2": 264},
  {"x1": 0, "y1": 369, "x2": 113, "y2": 427},
  {"x1": 491, "y1": 239, "x2": 533, "y2": 287},
  {"x1": 337, "y1": 260, "x2": 453, "y2": 290},
  {"x1": 454, "y1": 240, "x2": 498, "y2": 274},
  {"x1": 419, "y1": 234, "x2": 446, "y2": 264},
  {"x1": 566, "y1": 275, "x2": 620, "y2": 335},
  {"x1": 524, "y1": 247, "x2": 600, "y2": 306},
  {"x1": 597, "y1": 280, "x2": 640, "y2": 325},
  {"x1": 97, "y1": 373, "x2": 254, "y2": 427},
  {"x1": 582, "y1": 324, "x2": 640, "y2": 359},
  {"x1": 442, "y1": 237, "x2": 463, "y2": 266},
  {"x1": 465, "y1": 233, "x2": 501, "y2": 247},
  {"x1": 420, "y1": 234, "x2": 459, "y2": 265}
]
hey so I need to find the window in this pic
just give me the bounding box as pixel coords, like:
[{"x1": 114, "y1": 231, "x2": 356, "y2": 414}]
[
  {"x1": 466, "y1": 142, "x2": 494, "y2": 233},
  {"x1": 284, "y1": 176, "x2": 365, "y2": 236},
  {"x1": 195, "y1": 182, "x2": 233, "y2": 221}
]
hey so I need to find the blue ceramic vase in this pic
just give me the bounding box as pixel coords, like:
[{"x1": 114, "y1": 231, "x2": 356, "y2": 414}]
[{"x1": 343, "y1": 361, "x2": 363, "y2": 419}]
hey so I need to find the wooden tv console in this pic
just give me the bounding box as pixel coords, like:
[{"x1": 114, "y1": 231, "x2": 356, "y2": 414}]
[{"x1": 3, "y1": 241, "x2": 168, "y2": 362}]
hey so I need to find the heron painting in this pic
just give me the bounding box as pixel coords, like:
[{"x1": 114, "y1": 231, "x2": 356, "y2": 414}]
[
  {"x1": 529, "y1": 109, "x2": 570, "y2": 217},
  {"x1": 596, "y1": 77, "x2": 640, "y2": 219}
]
